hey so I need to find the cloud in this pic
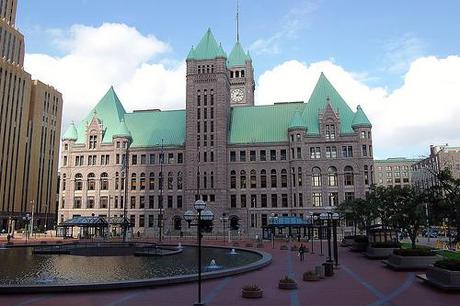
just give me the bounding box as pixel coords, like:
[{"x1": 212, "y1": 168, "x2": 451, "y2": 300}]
[
  {"x1": 255, "y1": 56, "x2": 460, "y2": 157},
  {"x1": 24, "y1": 23, "x2": 185, "y2": 131},
  {"x1": 250, "y1": 1, "x2": 318, "y2": 55},
  {"x1": 380, "y1": 33, "x2": 426, "y2": 74}
]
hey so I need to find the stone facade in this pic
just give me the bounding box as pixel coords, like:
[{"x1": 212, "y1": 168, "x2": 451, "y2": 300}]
[
  {"x1": 59, "y1": 29, "x2": 373, "y2": 238},
  {"x1": 412, "y1": 145, "x2": 460, "y2": 189},
  {"x1": 373, "y1": 158, "x2": 419, "y2": 187},
  {"x1": 0, "y1": 0, "x2": 63, "y2": 232}
]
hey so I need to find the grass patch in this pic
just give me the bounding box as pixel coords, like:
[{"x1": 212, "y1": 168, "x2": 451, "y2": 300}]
[{"x1": 437, "y1": 250, "x2": 460, "y2": 260}]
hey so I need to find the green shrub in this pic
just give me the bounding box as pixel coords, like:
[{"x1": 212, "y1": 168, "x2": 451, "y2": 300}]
[
  {"x1": 242, "y1": 284, "x2": 261, "y2": 291},
  {"x1": 354, "y1": 235, "x2": 368, "y2": 243},
  {"x1": 370, "y1": 241, "x2": 400, "y2": 248},
  {"x1": 393, "y1": 248, "x2": 435, "y2": 256},
  {"x1": 434, "y1": 259, "x2": 460, "y2": 271},
  {"x1": 279, "y1": 276, "x2": 296, "y2": 283}
]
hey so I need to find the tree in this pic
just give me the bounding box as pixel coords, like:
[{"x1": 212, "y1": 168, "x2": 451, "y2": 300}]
[
  {"x1": 434, "y1": 168, "x2": 460, "y2": 242},
  {"x1": 337, "y1": 198, "x2": 376, "y2": 235},
  {"x1": 392, "y1": 186, "x2": 428, "y2": 249}
]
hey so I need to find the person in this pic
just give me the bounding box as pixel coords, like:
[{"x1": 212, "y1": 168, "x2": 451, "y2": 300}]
[
  {"x1": 299, "y1": 244, "x2": 305, "y2": 261},
  {"x1": 7, "y1": 233, "x2": 11, "y2": 243},
  {"x1": 137, "y1": 230, "x2": 140, "y2": 238}
]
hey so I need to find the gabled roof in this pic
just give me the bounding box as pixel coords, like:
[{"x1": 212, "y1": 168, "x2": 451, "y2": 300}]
[
  {"x1": 75, "y1": 86, "x2": 127, "y2": 144},
  {"x1": 288, "y1": 111, "x2": 307, "y2": 130},
  {"x1": 302, "y1": 72, "x2": 355, "y2": 134},
  {"x1": 62, "y1": 122, "x2": 78, "y2": 141},
  {"x1": 112, "y1": 119, "x2": 132, "y2": 139},
  {"x1": 352, "y1": 105, "x2": 372, "y2": 128},
  {"x1": 228, "y1": 41, "x2": 250, "y2": 67},
  {"x1": 187, "y1": 28, "x2": 226, "y2": 60}
]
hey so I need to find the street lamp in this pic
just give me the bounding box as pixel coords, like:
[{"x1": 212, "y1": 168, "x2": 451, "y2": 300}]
[
  {"x1": 183, "y1": 199, "x2": 214, "y2": 306},
  {"x1": 220, "y1": 213, "x2": 229, "y2": 244},
  {"x1": 269, "y1": 213, "x2": 278, "y2": 249},
  {"x1": 22, "y1": 214, "x2": 32, "y2": 244},
  {"x1": 321, "y1": 208, "x2": 340, "y2": 267},
  {"x1": 320, "y1": 212, "x2": 332, "y2": 262}
]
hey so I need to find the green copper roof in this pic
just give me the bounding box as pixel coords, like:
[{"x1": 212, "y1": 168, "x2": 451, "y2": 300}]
[
  {"x1": 112, "y1": 119, "x2": 132, "y2": 139},
  {"x1": 229, "y1": 102, "x2": 305, "y2": 144},
  {"x1": 302, "y1": 72, "x2": 355, "y2": 134},
  {"x1": 375, "y1": 158, "x2": 421, "y2": 164},
  {"x1": 62, "y1": 122, "x2": 78, "y2": 141},
  {"x1": 187, "y1": 46, "x2": 196, "y2": 60},
  {"x1": 288, "y1": 111, "x2": 307, "y2": 130},
  {"x1": 227, "y1": 41, "x2": 250, "y2": 67},
  {"x1": 188, "y1": 28, "x2": 226, "y2": 60},
  {"x1": 74, "y1": 86, "x2": 127, "y2": 144},
  {"x1": 352, "y1": 105, "x2": 372, "y2": 128}
]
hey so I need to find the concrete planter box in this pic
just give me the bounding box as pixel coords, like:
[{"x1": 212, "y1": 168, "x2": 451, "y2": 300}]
[
  {"x1": 383, "y1": 254, "x2": 441, "y2": 270},
  {"x1": 350, "y1": 242, "x2": 368, "y2": 252},
  {"x1": 242, "y1": 288, "x2": 263, "y2": 298},
  {"x1": 365, "y1": 247, "x2": 396, "y2": 259},
  {"x1": 341, "y1": 238, "x2": 355, "y2": 247},
  {"x1": 278, "y1": 281, "x2": 297, "y2": 290},
  {"x1": 424, "y1": 266, "x2": 460, "y2": 290}
]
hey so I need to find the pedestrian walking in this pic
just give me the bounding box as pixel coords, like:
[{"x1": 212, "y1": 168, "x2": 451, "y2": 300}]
[{"x1": 299, "y1": 244, "x2": 305, "y2": 261}]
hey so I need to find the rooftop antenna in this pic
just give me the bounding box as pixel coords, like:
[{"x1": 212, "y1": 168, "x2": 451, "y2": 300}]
[{"x1": 236, "y1": 0, "x2": 240, "y2": 42}]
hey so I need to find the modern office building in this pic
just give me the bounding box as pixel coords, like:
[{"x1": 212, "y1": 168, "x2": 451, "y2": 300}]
[
  {"x1": 0, "y1": 0, "x2": 63, "y2": 232},
  {"x1": 59, "y1": 28, "x2": 373, "y2": 237},
  {"x1": 373, "y1": 158, "x2": 419, "y2": 187},
  {"x1": 412, "y1": 145, "x2": 460, "y2": 189}
]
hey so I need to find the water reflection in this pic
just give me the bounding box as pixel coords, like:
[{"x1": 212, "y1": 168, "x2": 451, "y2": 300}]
[{"x1": 0, "y1": 247, "x2": 260, "y2": 285}]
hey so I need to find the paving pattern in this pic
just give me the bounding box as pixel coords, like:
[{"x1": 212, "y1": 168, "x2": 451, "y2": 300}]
[{"x1": 1, "y1": 238, "x2": 459, "y2": 306}]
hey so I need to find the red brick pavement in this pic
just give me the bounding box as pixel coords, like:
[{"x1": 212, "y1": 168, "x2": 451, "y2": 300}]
[{"x1": 0, "y1": 239, "x2": 459, "y2": 306}]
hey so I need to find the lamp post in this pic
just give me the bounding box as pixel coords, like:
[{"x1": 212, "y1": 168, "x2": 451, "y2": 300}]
[
  {"x1": 309, "y1": 213, "x2": 315, "y2": 254},
  {"x1": 22, "y1": 214, "x2": 31, "y2": 244},
  {"x1": 269, "y1": 213, "x2": 278, "y2": 249},
  {"x1": 220, "y1": 213, "x2": 228, "y2": 244},
  {"x1": 321, "y1": 209, "x2": 340, "y2": 266},
  {"x1": 320, "y1": 212, "x2": 332, "y2": 262},
  {"x1": 184, "y1": 199, "x2": 214, "y2": 306}
]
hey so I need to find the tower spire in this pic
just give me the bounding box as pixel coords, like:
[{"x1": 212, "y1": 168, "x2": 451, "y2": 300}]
[{"x1": 236, "y1": 0, "x2": 240, "y2": 42}]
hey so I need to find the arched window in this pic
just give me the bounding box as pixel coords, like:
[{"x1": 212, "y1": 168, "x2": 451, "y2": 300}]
[
  {"x1": 312, "y1": 167, "x2": 321, "y2": 187},
  {"x1": 177, "y1": 172, "x2": 183, "y2": 190},
  {"x1": 281, "y1": 169, "x2": 287, "y2": 188},
  {"x1": 364, "y1": 165, "x2": 369, "y2": 185},
  {"x1": 100, "y1": 172, "x2": 109, "y2": 190},
  {"x1": 140, "y1": 173, "x2": 146, "y2": 190},
  {"x1": 298, "y1": 167, "x2": 302, "y2": 186},
  {"x1": 271, "y1": 169, "x2": 277, "y2": 188},
  {"x1": 240, "y1": 170, "x2": 247, "y2": 189},
  {"x1": 328, "y1": 167, "x2": 338, "y2": 186},
  {"x1": 131, "y1": 173, "x2": 137, "y2": 190},
  {"x1": 210, "y1": 171, "x2": 214, "y2": 188},
  {"x1": 62, "y1": 174, "x2": 66, "y2": 191},
  {"x1": 344, "y1": 166, "x2": 354, "y2": 186},
  {"x1": 87, "y1": 173, "x2": 96, "y2": 190},
  {"x1": 149, "y1": 172, "x2": 155, "y2": 190},
  {"x1": 260, "y1": 170, "x2": 267, "y2": 188},
  {"x1": 230, "y1": 170, "x2": 236, "y2": 189},
  {"x1": 250, "y1": 170, "x2": 257, "y2": 188},
  {"x1": 167, "y1": 172, "x2": 173, "y2": 190}
]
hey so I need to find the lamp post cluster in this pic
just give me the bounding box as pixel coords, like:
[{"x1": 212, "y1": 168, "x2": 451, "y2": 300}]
[
  {"x1": 183, "y1": 200, "x2": 214, "y2": 306},
  {"x1": 319, "y1": 209, "x2": 340, "y2": 267},
  {"x1": 269, "y1": 213, "x2": 278, "y2": 248},
  {"x1": 22, "y1": 213, "x2": 32, "y2": 244}
]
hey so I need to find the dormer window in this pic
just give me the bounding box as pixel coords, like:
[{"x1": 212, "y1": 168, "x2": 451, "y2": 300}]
[
  {"x1": 325, "y1": 124, "x2": 335, "y2": 140},
  {"x1": 89, "y1": 135, "x2": 97, "y2": 149},
  {"x1": 230, "y1": 71, "x2": 234, "y2": 78},
  {"x1": 241, "y1": 70, "x2": 245, "y2": 77},
  {"x1": 235, "y1": 70, "x2": 240, "y2": 78}
]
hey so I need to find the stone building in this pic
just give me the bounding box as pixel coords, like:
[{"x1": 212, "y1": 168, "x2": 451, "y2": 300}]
[
  {"x1": 0, "y1": 0, "x2": 63, "y2": 232},
  {"x1": 59, "y1": 29, "x2": 373, "y2": 237},
  {"x1": 374, "y1": 158, "x2": 419, "y2": 187},
  {"x1": 412, "y1": 145, "x2": 460, "y2": 189}
]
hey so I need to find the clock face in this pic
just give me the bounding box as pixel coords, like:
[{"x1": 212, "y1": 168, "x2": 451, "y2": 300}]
[{"x1": 231, "y1": 88, "x2": 245, "y2": 103}]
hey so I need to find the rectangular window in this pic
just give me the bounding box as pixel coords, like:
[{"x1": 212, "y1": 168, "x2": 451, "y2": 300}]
[
  {"x1": 342, "y1": 146, "x2": 353, "y2": 157},
  {"x1": 281, "y1": 149, "x2": 287, "y2": 160},
  {"x1": 250, "y1": 150, "x2": 256, "y2": 161},
  {"x1": 325, "y1": 124, "x2": 335, "y2": 140},
  {"x1": 87, "y1": 197, "x2": 95, "y2": 209},
  {"x1": 132, "y1": 154, "x2": 138, "y2": 165},
  {"x1": 149, "y1": 196, "x2": 154, "y2": 209},
  {"x1": 328, "y1": 192, "x2": 338, "y2": 206},
  {"x1": 310, "y1": 147, "x2": 321, "y2": 159},
  {"x1": 296, "y1": 147, "x2": 301, "y2": 159},
  {"x1": 240, "y1": 151, "x2": 246, "y2": 162},
  {"x1": 177, "y1": 195, "x2": 183, "y2": 208},
  {"x1": 230, "y1": 151, "x2": 236, "y2": 162},
  {"x1": 298, "y1": 193, "x2": 303, "y2": 207},
  {"x1": 270, "y1": 150, "x2": 276, "y2": 161},
  {"x1": 148, "y1": 215, "x2": 154, "y2": 227},
  {"x1": 168, "y1": 153, "x2": 174, "y2": 164},
  {"x1": 271, "y1": 194, "x2": 278, "y2": 207},
  {"x1": 130, "y1": 196, "x2": 136, "y2": 209},
  {"x1": 100, "y1": 197, "x2": 108, "y2": 209},
  {"x1": 260, "y1": 150, "x2": 266, "y2": 161},
  {"x1": 73, "y1": 197, "x2": 82, "y2": 209},
  {"x1": 251, "y1": 194, "x2": 257, "y2": 208},
  {"x1": 139, "y1": 215, "x2": 145, "y2": 228},
  {"x1": 345, "y1": 192, "x2": 355, "y2": 202},
  {"x1": 260, "y1": 194, "x2": 267, "y2": 207},
  {"x1": 240, "y1": 194, "x2": 247, "y2": 208},
  {"x1": 168, "y1": 196, "x2": 173, "y2": 208},
  {"x1": 312, "y1": 193, "x2": 322, "y2": 207},
  {"x1": 149, "y1": 154, "x2": 155, "y2": 164},
  {"x1": 178, "y1": 153, "x2": 183, "y2": 164},
  {"x1": 130, "y1": 215, "x2": 136, "y2": 227},
  {"x1": 281, "y1": 194, "x2": 288, "y2": 207},
  {"x1": 139, "y1": 196, "x2": 145, "y2": 209},
  {"x1": 231, "y1": 195, "x2": 236, "y2": 208},
  {"x1": 362, "y1": 145, "x2": 368, "y2": 157}
]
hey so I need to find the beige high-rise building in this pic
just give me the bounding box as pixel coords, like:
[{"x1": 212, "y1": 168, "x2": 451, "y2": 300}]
[
  {"x1": 374, "y1": 158, "x2": 420, "y2": 187},
  {"x1": 0, "y1": 0, "x2": 63, "y2": 233}
]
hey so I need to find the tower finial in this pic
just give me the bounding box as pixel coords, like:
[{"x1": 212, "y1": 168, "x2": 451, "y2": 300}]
[{"x1": 236, "y1": 0, "x2": 240, "y2": 42}]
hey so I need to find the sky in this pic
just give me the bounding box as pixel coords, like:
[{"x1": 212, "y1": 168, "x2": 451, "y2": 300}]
[{"x1": 18, "y1": 0, "x2": 460, "y2": 159}]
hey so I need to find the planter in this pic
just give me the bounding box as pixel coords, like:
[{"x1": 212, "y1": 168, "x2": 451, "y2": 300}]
[
  {"x1": 341, "y1": 238, "x2": 355, "y2": 247},
  {"x1": 278, "y1": 281, "x2": 298, "y2": 290},
  {"x1": 303, "y1": 273, "x2": 320, "y2": 281},
  {"x1": 350, "y1": 241, "x2": 368, "y2": 252},
  {"x1": 426, "y1": 266, "x2": 460, "y2": 288},
  {"x1": 242, "y1": 288, "x2": 263, "y2": 298},
  {"x1": 383, "y1": 254, "x2": 441, "y2": 270},
  {"x1": 365, "y1": 246, "x2": 397, "y2": 259}
]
